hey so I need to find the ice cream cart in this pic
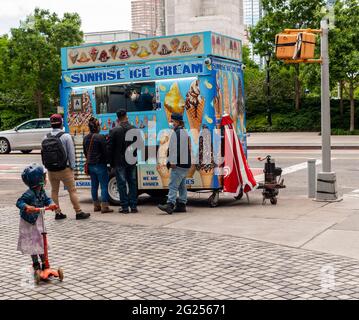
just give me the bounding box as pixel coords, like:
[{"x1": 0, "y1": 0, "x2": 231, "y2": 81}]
[{"x1": 60, "y1": 31, "x2": 248, "y2": 206}]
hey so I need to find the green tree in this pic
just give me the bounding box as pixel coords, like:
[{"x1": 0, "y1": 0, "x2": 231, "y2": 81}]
[
  {"x1": 329, "y1": 0, "x2": 359, "y2": 132},
  {"x1": 249, "y1": 0, "x2": 325, "y2": 110},
  {"x1": 242, "y1": 45, "x2": 266, "y2": 115},
  {"x1": 0, "y1": 35, "x2": 10, "y2": 90},
  {"x1": 6, "y1": 8, "x2": 83, "y2": 118}
]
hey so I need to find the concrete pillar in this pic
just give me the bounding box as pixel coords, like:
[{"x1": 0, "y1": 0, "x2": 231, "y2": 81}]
[
  {"x1": 307, "y1": 159, "x2": 316, "y2": 198},
  {"x1": 315, "y1": 172, "x2": 339, "y2": 201}
]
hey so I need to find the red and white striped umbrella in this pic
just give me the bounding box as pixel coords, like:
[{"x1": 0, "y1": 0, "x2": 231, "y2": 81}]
[{"x1": 221, "y1": 114, "x2": 257, "y2": 194}]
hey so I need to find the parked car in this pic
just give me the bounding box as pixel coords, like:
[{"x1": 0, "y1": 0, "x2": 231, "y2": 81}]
[{"x1": 0, "y1": 118, "x2": 52, "y2": 154}]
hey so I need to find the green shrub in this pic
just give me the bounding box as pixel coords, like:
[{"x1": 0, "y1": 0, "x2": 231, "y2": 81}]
[
  {"x1": 331, "y1": 128, "x2": 359, "y2": 135},
  {"x1": 246, "y1": 97, "x2": 358, "y2": 132}
]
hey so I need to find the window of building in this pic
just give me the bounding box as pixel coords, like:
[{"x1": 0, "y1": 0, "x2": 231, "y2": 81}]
[{"x1": 96, "y1": 82, "x2": 156, "y2": 114}]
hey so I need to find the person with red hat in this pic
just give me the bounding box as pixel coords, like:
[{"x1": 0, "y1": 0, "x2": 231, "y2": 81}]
[{"x1": 41, "y1": 114, "x2": 90, "y2": 220}]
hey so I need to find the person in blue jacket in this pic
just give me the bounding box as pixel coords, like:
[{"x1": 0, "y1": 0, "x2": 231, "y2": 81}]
[{"x1": 16, "y1": 164, "x2": 57, "y2": 272}]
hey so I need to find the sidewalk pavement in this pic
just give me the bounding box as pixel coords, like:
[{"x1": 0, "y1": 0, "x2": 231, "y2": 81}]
[
  {"x1": 60, "y1": 189, "x2": 359, "y2": 261},
  {"x1": 247, "y1": 132, "x2": 359, "y2": 149},
  {"x1": 2, "y1": 200, "x2": 359, "y2": 300}
]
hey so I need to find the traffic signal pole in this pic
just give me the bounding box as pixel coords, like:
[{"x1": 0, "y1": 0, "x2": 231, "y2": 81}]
[
  {"x1": 315, "y1": 18, "x2": 340, "y2": 202},
  {"x1": 321, "y1": 18, "x2": 331, "y2": 173},
  {"x1": 276, "y1": 20, "x2": 340, "y2": 201}
]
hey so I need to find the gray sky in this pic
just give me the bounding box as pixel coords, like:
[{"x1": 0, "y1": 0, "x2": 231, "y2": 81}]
[{"x1": 0, "y1": 0, "x2": 132, "y2": 35}]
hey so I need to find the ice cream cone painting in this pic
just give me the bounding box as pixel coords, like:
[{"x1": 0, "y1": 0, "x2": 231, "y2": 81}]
[
  {"x1": 216, "y1": 36, "x2": 221, "y2": 55},
  {"x1": 130, "y1": 42, "x2": 139, "y2": 56},
  {"x1": 212, "y1": 35, "x2": 216, "y2": 50},
  {"x1": 199, "y1": 169, "x2": 214, "y2": 188},
  {"x1": 231, "y1": 77, "x2": 239, "y2": 131},
  {"x1": 156, "y1": 132, "x2": 171, "y2": 187},
  {"x1": 196, "y1": 135, "x2": 215, "y2": 188},
  {"x1": 221, "y1": 37, "x2": 226, "y2": 55},
  {"x1": 164, "y1": 82, "x2": 185, "y2": 123},
  {"x1": 89, "y1": 48, "x2": 99, "y2": 62},
  {"x1": 109, "y1": 45, "x2": 119, "y2": 60},
  {"x1": 190, "y1": 35, "x2": 201, "y2": 50},
  {"x1": 69, "y1": 50, "x2": 79, "y2": 64},
  {"x1": 237, "y1": 76, "x2": 245, "y2": 136},
  {"x1": 187, "y1": 164, "x2": 196, "y2": 178},
  {"x1": 149, "y1": 40, "x2": 160, "y2": 55},
  {"x1": 223, "y1": 74, "x2": 230, "y2": 115},
  {"x1": 213, "y1": 72, "x2": 223, "y2": 127},
  {"x1": 185, "y1": 80, "x2": 205, "y2": 145},
  {"x1": 170, "y1": 38, "x2": 180, "y2": 53}
]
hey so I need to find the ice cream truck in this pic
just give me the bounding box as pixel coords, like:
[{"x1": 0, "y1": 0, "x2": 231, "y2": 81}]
[{"x1": 60, "y1": 31, "x2": 247, "y2": 206}]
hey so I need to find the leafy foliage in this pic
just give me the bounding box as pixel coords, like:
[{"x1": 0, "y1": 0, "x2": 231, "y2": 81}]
[
  {"x1": 329, "y1": 0, "x2": 359, "y2": 131},
  {"x1": 0, "y1": 8, "x2": 83, "y2": 130}
]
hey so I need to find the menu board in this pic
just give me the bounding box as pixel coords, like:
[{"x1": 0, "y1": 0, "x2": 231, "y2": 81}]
[{"x1": 65, "y1": 33, "x2": 205, "y2": 69}]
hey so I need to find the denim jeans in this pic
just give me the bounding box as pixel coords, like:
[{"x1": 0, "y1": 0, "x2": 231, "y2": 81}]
[
  {"x1": 167, "y1": 166, "x2": 189, "y2": 205},
  {"x1": 88, "y1": 164, "x2": 110, "y2": 203},
  {"x1": 115, "y1": 165, "x2": 137, "y2": 210}
]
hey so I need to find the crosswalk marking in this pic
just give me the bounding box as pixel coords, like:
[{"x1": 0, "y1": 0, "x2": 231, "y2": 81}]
[{"x1": 253, "y1": 160, "x2": 324, "y2": 182}]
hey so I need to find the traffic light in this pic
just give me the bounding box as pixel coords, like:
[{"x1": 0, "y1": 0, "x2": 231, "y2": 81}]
[{"x1": 275, "y1": 31, "x2": 317, "y2": 61}]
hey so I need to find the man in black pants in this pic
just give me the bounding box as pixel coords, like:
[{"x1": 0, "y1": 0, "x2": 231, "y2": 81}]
[{"x1": 108, "y1": 110, "x2": 142, "y2": 213}]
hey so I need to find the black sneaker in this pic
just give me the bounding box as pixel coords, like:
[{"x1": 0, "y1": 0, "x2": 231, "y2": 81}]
[
  {"x1": 158, "y1": 203, "x2": 175, "y2": 214},
  {"x1": 174, "y1": 202, "x2": 186, "y2": 213},
  {"x1": 32, "y1": 262, "x2": 41, "y2": 272},
  {"x1": 119, "y1": 208, "x2": 129, "y2": 214},
  {"x1": 76, "y1": 212, "x2": 91, "y2": 220},
  {"x1": 55, "y1": 213, "x2": 67, "y2": 220},
  {"x1": 130, "y1": 208, "x2": 138, "y2": 213}
]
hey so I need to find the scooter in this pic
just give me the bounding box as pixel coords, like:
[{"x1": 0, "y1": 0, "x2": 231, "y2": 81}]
[
  {"x1": 257, "y1": 155, "x2": 286, "y2": 205},
  {"x1": 27, "y1": 206, "x2": 64, "y2": 284}
]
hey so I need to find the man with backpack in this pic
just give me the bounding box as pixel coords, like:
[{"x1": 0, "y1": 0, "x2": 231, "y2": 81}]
[{"x1": 41, "y1": 114, "x2": 90, "y2": 220}]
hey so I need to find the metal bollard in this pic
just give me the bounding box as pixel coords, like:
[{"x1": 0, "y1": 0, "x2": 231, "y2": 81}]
[{"x1": 308, "y1": 159, "x2": 317, "y2": 198}]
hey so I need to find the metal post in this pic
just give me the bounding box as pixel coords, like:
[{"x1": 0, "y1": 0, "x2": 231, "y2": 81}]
[
  {"x1": 307, "y1": 159, "x2": 316, "y2": 198},
  {"x1": 321, "y1": 18, "x2": 331, "y2": 172},
  {"x1": 266, "y1": 54, "x2": 272, "y2": 126},
  {"x1": 315, "y1": 18, "x2": 340, "y2": 202}
]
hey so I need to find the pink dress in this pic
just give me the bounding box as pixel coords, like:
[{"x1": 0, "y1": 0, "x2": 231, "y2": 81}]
[{"x1": 17, "y1": 215, "x2": 45, "y2": 255}]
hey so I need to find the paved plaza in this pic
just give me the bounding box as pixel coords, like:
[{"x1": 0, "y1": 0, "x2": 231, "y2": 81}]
[
  {"x1": 1, "y1": 149, "x2": 358, "y2": 300},
  {"x1": 1, "y1": 204, "x2": 359, "y2": 300}
]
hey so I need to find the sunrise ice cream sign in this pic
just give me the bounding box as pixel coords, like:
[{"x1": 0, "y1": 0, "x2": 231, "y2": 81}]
[{"x1": 62, "y1": 62, "x2": 206, "y2": 86}]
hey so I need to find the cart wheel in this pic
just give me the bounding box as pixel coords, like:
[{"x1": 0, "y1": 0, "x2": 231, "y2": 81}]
[
  {"x1": 234, "y1": 187, "x2": 244, "y2": 200},
  {"x1": 34, "y1": 270, "x2": 41, "y2": 285},
  {"x1": 208, "y1": 192, "x2": 219, "y2": 207},
  {"x1": 262, "y1": 196, "x2": 266, "y2": 205},
  {"x1": 58, "y1": 268, "x2": 64, "y2": 282},
  {"x1": 270, "y1": 197, "x2": 277, "y2": 205}
]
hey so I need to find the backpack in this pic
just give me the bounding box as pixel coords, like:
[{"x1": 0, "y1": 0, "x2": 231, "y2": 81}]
[{"x1": 41, "y1": 132, "x2": 68, "y2": 171}]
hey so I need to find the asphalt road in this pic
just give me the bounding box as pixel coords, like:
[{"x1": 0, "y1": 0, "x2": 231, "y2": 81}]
[{"x1": 0, "y1": 149, "x2": 358, "y2": 207}]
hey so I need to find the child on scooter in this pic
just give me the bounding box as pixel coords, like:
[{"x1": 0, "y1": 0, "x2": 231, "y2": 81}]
[{"x1": 16, "y1": 163, "x2": 57, "y2": 272}]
